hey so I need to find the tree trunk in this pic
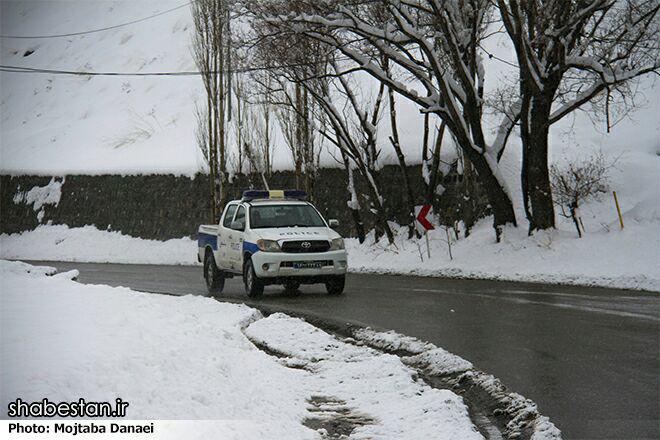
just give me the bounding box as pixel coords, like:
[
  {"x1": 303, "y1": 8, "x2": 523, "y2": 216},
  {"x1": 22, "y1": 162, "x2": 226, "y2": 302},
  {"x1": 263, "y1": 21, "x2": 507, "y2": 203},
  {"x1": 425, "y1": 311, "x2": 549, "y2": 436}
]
[
  {"x1": 520, "y1": 92, "x2": 556, "y2": 232},
  {"x1": 342, "y1": 156, "x2": 366, "y2": 243},
  {"x1": 387, "y1": 87, "x2": 417, "y2": 239},
  {"x1": 424, "y1": 122, "x2": 445, "y2": 205},
  {"x1": 461, "y1": 147, "x2": 517, "y2": 240}
]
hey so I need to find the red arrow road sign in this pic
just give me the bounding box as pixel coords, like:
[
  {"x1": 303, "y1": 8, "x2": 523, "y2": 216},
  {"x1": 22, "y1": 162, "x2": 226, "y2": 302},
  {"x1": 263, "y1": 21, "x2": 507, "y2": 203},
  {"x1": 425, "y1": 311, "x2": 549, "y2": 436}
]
[{"x1": 415, "y1": 204, "x2": 435, "y2": 231}]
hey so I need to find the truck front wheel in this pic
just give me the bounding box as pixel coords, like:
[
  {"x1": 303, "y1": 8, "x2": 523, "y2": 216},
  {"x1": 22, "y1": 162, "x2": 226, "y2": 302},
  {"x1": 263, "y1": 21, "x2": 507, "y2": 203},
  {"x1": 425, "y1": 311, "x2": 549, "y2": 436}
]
[
  {"x1": 325, "y1": 275, "x2": 345, "y2": 295},
  {"x1": 204, "y1": 252, "x2": 224, "y2": 295},
  {"x1": 244, "y1": 258, "x2": 264, "y2": 298}
]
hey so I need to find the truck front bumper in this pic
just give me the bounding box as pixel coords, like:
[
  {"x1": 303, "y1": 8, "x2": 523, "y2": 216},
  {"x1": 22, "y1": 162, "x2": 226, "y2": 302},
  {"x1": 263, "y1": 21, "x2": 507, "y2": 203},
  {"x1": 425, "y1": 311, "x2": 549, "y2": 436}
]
[{"x1": 251, "y1": 249, "x2": 348, "y2": 279}]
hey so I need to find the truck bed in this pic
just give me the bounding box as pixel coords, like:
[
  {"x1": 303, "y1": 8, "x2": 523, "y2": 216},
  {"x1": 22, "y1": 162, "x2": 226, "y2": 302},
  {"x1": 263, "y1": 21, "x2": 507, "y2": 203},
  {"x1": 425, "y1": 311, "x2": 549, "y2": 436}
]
[{"x1": 198, "y1": 225, "x2": 218, "y2": 251}]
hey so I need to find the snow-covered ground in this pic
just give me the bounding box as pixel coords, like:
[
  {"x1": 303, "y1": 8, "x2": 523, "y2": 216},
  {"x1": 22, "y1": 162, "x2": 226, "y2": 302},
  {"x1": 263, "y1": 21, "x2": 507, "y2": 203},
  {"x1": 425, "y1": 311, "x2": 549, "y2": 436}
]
[
  {"x1": 0, "y1": 259, "x2": 490, "y2": 439},
  {"x1": 0, "y1": 224, "x2": 197, "y2": 265}
]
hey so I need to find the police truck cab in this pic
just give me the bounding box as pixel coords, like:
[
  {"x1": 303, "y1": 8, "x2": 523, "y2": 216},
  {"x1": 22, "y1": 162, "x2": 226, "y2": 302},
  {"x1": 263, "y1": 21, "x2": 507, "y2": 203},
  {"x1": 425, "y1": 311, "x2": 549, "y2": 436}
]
[{"x1": 197, "y1": 190, "x2": 347, "y2": 297}]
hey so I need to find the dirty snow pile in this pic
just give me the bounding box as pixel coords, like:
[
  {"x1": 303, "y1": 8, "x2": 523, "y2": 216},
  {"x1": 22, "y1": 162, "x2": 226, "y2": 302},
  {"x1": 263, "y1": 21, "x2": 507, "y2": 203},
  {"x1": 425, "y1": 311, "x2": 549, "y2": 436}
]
[
  {"x1": 1, "y1": 260, "x2": 485, "y2": 439},
  {"x1": 350, "y1": 328, "x2": 561, "y2": 439}
]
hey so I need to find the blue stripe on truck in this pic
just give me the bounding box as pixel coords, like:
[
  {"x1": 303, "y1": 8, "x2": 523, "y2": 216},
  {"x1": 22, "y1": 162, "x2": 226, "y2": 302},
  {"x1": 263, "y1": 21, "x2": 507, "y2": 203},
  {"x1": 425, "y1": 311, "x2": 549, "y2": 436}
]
[
  {"x1": 198, "y1": 232, "x2": 217, "y2": 250},
  {"x1": 243, "y1": 241, "x2": 259, "y2": 254}
]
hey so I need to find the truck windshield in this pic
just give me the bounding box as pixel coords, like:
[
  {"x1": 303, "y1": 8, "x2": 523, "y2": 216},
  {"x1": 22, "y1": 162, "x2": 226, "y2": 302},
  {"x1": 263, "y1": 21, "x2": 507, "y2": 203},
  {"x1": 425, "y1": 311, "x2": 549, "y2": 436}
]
[{"x1": 250, "y1": 204, "x2": 326, "y2": 229}]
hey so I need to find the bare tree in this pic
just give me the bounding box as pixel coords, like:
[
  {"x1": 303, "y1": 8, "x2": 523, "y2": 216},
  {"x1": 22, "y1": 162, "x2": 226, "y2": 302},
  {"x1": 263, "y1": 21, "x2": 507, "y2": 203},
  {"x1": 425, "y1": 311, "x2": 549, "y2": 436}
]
[
  {"x1": 383, "y1": 56, "x2": 419, "y2": 239},
  {"x1": 497, "y1": 0, "x2": 659, "y2": 232},
  {"x1": 191, "y1": 0, "x2": 232, "y2": 222},
  {"x1": 233, "y1": 73, "x2": 272, "y2": 188},
  {"x1": 262, "y1": 0, "x2": 518, "y2": 240},
  {"x1": 421, "y1": 115, "x2": 447, "y2": 206},
  {"x1": 550, "y1": 153, "x2": 613, "y2": 238},
  {"x1": 271, "y1": 81, "x2": 320, "y2": 195}
]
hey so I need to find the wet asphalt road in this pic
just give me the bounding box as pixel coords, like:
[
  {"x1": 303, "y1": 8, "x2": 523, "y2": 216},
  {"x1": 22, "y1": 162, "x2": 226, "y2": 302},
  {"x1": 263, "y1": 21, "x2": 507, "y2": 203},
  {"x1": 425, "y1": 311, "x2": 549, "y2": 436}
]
[{"x1": 27, "y1": 260, "x2": 660, "y2": 439}]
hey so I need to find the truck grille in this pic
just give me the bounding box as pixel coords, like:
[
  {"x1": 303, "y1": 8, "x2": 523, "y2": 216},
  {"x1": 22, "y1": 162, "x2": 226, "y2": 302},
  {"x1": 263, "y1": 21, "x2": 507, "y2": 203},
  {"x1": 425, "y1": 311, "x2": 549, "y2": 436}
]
[
  {"x1": 280, "y1": 260, "x2": 333, "y2": 268},
  {"x1": 281, "y1": 240, "x2": 331, "y2": 253}
]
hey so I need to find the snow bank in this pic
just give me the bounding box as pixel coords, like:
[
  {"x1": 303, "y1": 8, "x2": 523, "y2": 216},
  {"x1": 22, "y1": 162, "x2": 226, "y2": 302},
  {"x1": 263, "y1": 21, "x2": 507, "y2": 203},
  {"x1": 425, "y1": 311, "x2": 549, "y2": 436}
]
[
  {"x1": 346, "y1": 216, "x2": 659, "y2": 291},
  {"x1": 353, "y1": 327, "x2": 473, "y2": 375},
  {"x1": 346, "y1": 142, "x2": 660, "y2": 291},
  {"x1": 244, "y1": 313, "x2": 483, "y2": 439},
  {"x1": 1, "y1": 260, "x2": 488, "y2": 439},
  {"x1": 0, "y1": 224, "x2": 198, "y2": 265},
  {"x1": 349, "y1": 327, "x2": 561, "y2": 440},
  {"x1": 2, "y1": 210, "x2": 658, "y2": 291},
  {"x1": 0, "y1": 260, "x2": 312, "y2": 438}
]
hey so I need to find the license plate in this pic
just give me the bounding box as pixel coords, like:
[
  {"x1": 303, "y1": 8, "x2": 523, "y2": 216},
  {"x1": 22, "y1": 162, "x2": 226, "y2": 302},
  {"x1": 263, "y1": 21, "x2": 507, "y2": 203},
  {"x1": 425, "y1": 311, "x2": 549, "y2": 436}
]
[{"x1": 292, "y1": 261, "x2": 323, "y2": 269}]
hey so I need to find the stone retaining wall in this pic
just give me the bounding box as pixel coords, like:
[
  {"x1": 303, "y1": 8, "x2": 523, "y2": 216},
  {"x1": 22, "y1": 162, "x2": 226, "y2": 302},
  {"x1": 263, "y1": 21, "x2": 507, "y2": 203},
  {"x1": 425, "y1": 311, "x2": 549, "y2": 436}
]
[{"x1": 1, "y1": 165, "x2": 487, "y2": 240}]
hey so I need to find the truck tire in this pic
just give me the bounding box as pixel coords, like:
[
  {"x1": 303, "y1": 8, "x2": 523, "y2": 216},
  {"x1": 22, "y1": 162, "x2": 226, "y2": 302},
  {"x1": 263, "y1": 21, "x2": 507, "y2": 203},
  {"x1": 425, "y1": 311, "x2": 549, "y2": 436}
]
[
  {"x1": 244, "y1": 258, "x2": 264, "y2": 298},
  {"x1": 204, "y1": 251, "x2": 224, "y2": 295},
  {"x1": 325, "y1": 275, "x2": 345, "y2": 295}
]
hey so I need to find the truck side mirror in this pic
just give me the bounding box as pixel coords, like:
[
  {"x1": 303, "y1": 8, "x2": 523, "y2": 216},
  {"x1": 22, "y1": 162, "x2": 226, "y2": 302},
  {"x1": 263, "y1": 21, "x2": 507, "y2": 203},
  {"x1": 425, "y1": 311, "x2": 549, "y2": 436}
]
[
  {"x1": 328, "y1": 219, "x2": 339, "y2": 228},
  {"x1": 231, "y1": 220, "x2": 245, "y2": 231}
]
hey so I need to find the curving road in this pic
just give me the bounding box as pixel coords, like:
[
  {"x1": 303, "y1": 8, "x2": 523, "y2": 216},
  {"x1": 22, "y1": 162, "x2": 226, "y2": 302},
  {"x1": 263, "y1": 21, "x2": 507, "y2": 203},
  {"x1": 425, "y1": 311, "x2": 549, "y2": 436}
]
[{"x1": 26, "y1": 260, "x2": 660, "y2": 439}]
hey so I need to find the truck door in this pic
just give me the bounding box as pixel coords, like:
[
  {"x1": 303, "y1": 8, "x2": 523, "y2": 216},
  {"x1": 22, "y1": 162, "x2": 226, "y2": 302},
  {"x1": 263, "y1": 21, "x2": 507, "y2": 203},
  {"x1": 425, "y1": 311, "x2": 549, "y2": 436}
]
[
  {"x1": 217, "y1": 203, "x2": 238, "y2": 270},
  {"x1": 227, "y1": 204, "x2": 246, "y2": 271}
]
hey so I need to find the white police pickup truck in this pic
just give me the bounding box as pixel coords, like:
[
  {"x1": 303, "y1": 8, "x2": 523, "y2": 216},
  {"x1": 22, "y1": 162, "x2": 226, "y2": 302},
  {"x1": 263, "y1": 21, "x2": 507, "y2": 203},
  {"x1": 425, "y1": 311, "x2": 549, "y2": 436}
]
[{"x1": 197, "y1": 190, "x2": 348, "y2": 297}]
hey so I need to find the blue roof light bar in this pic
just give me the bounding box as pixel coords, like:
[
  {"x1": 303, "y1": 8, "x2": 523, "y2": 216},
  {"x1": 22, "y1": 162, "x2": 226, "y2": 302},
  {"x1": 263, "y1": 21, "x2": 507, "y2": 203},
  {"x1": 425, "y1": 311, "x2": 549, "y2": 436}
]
[{"x1": 242, "y1": 189, "x2": 308, "y2": 202}]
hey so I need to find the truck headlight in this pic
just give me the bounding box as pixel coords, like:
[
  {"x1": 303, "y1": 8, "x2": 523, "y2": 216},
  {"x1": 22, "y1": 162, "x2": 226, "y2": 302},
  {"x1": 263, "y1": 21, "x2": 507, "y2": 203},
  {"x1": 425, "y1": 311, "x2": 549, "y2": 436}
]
[
  {"x1": 257, "y1": 239, "x2": 281, "y2": 252},
  {"x1": 330, "y1": 238, "x2": 345, "y2": 250}
]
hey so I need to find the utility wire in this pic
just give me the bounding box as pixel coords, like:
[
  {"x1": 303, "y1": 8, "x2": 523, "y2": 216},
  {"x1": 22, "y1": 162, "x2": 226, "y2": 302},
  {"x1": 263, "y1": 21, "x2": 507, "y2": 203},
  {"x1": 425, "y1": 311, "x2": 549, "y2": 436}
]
[
  {"x1": 0, "y1": 62, "x2": 333, "y2": 76},
  {"x1": 0, "y1": 65, "x2": 202, "y2": 76},
  {"x1": 0, "y1": 1, "x2": 192, "y2": 39}
]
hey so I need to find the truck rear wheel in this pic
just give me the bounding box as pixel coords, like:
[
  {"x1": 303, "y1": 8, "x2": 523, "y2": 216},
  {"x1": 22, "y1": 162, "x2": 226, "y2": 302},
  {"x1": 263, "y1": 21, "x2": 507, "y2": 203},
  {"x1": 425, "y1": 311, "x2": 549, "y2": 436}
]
[
  {"x1": 325, "y1": 275, "x2": 345, "y2": 295},
  {"x1": 204, "y1": 251, "x2": 224, "y2": 295},
  {"x1": 244, "y1": 258, "x2": 264, "y2": 298}
]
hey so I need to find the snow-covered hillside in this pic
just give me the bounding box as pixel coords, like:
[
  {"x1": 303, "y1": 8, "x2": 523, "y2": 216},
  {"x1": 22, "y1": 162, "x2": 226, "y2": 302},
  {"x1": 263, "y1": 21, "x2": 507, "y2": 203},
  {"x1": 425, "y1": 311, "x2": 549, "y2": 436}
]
[
  {"x1": 0, "y1": 0, "x2": 203, "y2": 175},
  {"x1": 1, "y1": 0, "x2": 658, "y2": 176}
]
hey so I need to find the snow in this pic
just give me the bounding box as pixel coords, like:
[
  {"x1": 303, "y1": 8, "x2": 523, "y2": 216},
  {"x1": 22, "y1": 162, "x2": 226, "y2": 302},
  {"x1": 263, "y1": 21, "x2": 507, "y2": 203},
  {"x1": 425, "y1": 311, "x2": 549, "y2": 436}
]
[
  {"x1": 346, "y1": 217, "x2": 659, "y2": 291},
  {"x1": 13, "y1": 177, "x2": 64, "y2": 223},
  {"x1": 0, "y1": 224, "x2": 198, "y2": 265},
  {"x1": 0, "y1": 1, "x2": 204, "y2": 176},
  {"x1": 13, "y1": 177, "x2": 64, "y2": 211},
  {"x1": 244, "y1": 313, "x2": 483, "y2": 439},
  {"x1": 349, "y1": 327, "x2": 561, "y2": 440},
  {"x1": 352, "y1": 328, "x2": 435, "y2": 354},
  {"x1": 346, "y1": 139, "x2": 660, "y2": 292},
  {"x1": 0, "y1": 260, "x2": 485, "y2": 439},
  {"x1": 351, "y1": 328, "x2": 473, "y2": 375},
  {"x1": 460, "y1": 370, "x2": 561, "y2": 440}
]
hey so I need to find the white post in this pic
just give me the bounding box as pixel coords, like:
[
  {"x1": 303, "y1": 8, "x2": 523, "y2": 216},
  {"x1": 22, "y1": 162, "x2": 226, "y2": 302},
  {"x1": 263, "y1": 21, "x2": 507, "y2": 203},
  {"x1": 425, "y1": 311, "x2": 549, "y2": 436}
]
[{"x1": 425, "y1": 229, "x2": 431, "y2": 259}]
